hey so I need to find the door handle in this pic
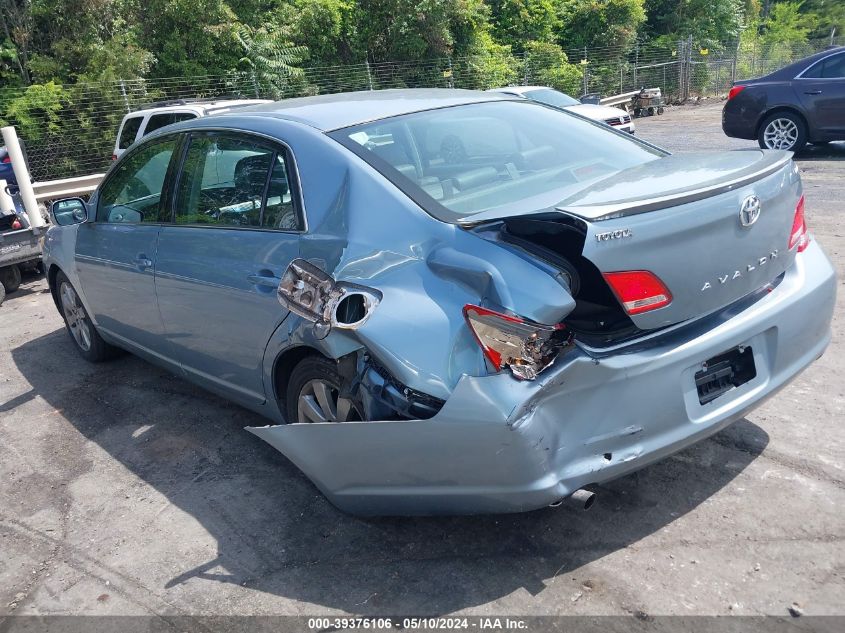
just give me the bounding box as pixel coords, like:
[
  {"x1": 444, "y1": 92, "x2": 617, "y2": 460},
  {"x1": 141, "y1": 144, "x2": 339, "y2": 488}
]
[
  {"x1": 804, "y1": 90, "x2": 822, "y2": 95},
  {"x1": 247, "y1": 273, "x2": 281, "y2": 288},
  {"x1": 134, "y1": 255, "x2": 153, "y2": 270}
]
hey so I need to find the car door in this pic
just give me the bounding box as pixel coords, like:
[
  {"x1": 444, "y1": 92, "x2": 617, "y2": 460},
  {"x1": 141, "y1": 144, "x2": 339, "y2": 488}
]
[
  {"x1": 154, "y1": 131, "x2": 303, "y2": 406},
  {"x1": 797, "y1": 51, "x2": 845, "y2": 136},
  {"x1": 75, "y1": 134, "x2": 180, "y2": 357}
]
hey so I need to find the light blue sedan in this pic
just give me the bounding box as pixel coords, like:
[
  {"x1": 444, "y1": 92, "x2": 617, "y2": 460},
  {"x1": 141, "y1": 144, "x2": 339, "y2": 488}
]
[{"x1": 44, "y1": 89, "x2": 836, "y2": 515}]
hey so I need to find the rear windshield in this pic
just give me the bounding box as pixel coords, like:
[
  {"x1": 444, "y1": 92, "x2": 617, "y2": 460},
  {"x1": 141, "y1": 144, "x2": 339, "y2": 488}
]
[
  {"x1": 118, "y1": 116, "x2": 143, "y2": 149},
  {"x1": 331, "y1": 101, "x2": 664, "y2": 223},
  {"x1": 524, "y1": 89, "x2": 580, "y2": 108}
]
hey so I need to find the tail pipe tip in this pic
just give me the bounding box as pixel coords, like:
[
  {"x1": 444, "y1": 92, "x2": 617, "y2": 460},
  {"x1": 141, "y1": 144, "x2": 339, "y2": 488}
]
[{"x1": 551, "y1": 488, "x2": 597, "y2": 511}]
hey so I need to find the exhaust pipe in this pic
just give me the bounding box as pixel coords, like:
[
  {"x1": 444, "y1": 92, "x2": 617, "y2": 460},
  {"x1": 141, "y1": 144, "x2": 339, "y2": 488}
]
[{"x1": 551, "y1": 488, "x2": 596, "y2": 511}]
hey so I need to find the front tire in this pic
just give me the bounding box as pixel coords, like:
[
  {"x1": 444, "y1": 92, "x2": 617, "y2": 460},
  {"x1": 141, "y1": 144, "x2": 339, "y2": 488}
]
[
  {"x1": 758, "y1": 112, "x2": 807, "y2": 152},
  {"x1": 286, "y1": 356, "x2": 365, "y2": 424},
  {"x1": 55, "y1": 271, "x2": 120, "y2": 362}
]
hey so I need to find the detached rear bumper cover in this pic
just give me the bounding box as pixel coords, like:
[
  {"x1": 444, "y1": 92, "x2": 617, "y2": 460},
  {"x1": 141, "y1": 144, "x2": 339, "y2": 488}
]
[{"x1": 248, "y1": 242, "x2": 836, "y2": 515}]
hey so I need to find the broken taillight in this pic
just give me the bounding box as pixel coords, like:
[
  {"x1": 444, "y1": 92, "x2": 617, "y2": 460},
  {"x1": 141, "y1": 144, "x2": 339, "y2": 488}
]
[
  {"x1": 1, "y1": 156, "x2": 10, "y2": 163},
  {"x1": 788, "y1": 195, "x2": 810, "y2": 252},
  {"x1": 463, "y1": 304, "x2": 573, "y2": 380},
  {"x1": 602, "y1": 270, "x2": 672, "y2": 316},
  {"x1": 11, "y1": 218, "x2": 22, "y2": 230}
]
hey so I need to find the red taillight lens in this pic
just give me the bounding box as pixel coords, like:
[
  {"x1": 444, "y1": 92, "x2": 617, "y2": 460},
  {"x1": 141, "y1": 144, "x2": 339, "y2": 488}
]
[
  {"x1": 463, "y1": 304, "x2": 572, "y2": 380},
  {"x1": 11, "y1": 218, "x2": 22, "y2": 230},
  {"x1": 111, "y1": 154, "x2": 117, "y2": 161},
  {"x1": 1, "y1": 156, "x2": 10, "y2": 163},
  {"x1": 788, "y1": 195, "x2": 810, "y2": 252},
  {"x1": 603, "y1": 271, "x2": 673, "y2": 315},
  {"x1": 727, "y1": 85, "x2": 746, "y2": 101}
]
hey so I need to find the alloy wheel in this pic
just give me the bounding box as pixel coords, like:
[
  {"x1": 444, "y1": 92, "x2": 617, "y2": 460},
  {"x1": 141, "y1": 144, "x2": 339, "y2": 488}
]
[
  {"x1": 297, "y1": 379, "x2": 362, "y2": 423},
  {"x1": 60, "y1": 281, "x2": 92, "y2": 351},
  {"x1": 763, "y1": 118, "x2": 799, "y2": 150}
]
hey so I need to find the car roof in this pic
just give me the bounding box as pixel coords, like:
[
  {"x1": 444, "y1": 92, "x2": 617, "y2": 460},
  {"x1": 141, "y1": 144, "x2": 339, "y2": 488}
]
[
  {"x1": 123, "y1": 99, "x2": 271, "y2": 118},
  {"x1": 487, "y1": 86, "x2": 549, "y2": 96},
  {"x1": 222, "y1": 88, "x2": 516, "y2": 131}
]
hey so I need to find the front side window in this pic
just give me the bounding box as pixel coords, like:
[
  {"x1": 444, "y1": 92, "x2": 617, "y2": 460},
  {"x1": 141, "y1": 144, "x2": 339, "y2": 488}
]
[
  {"x1": 118, "y1": 116, "x2": 143, "y2": 149},
  {"x1": 333, "y1": 101, "x2": 664, "y2": 223},
  {"x1": 97, "y1": 137, "x2": 178, "y2": 223},
  {"x1": 174, "y1": 133, "x2": 300, "y2": 229}
]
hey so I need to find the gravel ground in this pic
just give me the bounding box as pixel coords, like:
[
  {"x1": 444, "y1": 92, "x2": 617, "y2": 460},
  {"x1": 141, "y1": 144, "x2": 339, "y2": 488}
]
[{"x1": 1, "y1": 100, "x2": 843, "y2": 619}]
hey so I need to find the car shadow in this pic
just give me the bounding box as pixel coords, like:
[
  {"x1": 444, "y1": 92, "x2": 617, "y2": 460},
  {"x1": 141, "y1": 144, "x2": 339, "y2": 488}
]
[
  {"x1": 11, "y1": 329, "x2": 769, "y2": 614},
  {"x1": 796, "y1": 140, "x2": 845, "y2": 162}
]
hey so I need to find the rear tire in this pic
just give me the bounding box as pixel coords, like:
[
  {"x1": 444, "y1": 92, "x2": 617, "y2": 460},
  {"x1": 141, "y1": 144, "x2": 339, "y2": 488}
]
[
  {"x1": 0, "y1": 265, "x2": 21, "y2": 293},
  {"x1": 286, "y1": 356, "x2": 365, "y2": 424},
  {"x1": 758, "y1": 112, "x2": 807, "y2": 152},
  {"x1": 55, "y1": 271, "x2": 121, "y2": 362}
]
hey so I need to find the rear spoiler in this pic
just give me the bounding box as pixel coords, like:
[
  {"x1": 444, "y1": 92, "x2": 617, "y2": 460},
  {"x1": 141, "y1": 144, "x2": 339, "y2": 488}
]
[{"x1": 558, "y1": 151, "x2": 793, "y2": 222}]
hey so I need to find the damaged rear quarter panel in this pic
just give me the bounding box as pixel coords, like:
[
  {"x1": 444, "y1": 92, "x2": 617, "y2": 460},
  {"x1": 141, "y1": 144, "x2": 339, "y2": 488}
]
[
  {"x1": 261, "y1": 119, "x2": 577, "y2": 402},
  {"x1": 247, "y1": 115, "x2": 582, "y2": 513}
]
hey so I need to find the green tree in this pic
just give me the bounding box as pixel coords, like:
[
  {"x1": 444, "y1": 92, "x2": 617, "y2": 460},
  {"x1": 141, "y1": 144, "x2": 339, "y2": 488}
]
[
  {"x1": 488, "y1": 0, "x2": 561, "y2": 52},
  {"x1": 0, "y1": 80, "x2": 68, "y2": 138},
  {"x1": 522, "y1": 40, "x2": 582, "y2": 93},
  {"x1": 799, "y1": 0, "x2": 845, "y2": 41},
  {"x1": 645, "y1": 0, "x2": 746, "y2": 46},
  {"x1": 557, "y1": 0, "x2": 646, "y2": 52},
  {"x1": 283, "y1": 0, "x2": 358, "y2": 65},
  {"x1": 457, "y1": 29, "x2": 518, "y2": 88},
  {"x1": 235, "y1": 24, "x2": 307, "y2": 97}
]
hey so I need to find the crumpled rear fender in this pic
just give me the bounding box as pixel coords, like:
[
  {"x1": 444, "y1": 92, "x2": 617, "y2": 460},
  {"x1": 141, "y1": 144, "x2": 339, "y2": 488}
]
[{"x1": 263, "y1": 161, "x2": 575, "y2": 401}]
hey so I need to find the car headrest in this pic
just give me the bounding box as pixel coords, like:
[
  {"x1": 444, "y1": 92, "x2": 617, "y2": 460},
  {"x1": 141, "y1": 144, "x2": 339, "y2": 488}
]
[
  {"x1": 234, "y1": 154, "x2": 272, "y2": 194},
  {"x1": 450, "y1": 166, "x2": 499, "y2": 191},
  {"x1": 511, "y1": 145, "x2": 556, "y2": 171}
]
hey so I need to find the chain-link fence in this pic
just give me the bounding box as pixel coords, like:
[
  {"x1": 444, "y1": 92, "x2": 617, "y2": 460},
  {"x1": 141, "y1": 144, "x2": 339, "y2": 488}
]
[{"x1": 1, "y1": 35, "x2": 840, "y2": 182}]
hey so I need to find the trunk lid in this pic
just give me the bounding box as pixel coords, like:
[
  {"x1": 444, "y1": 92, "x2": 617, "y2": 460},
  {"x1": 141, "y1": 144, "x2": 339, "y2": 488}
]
[
  {"x1": 472, "y1": 150, "x2": 800, "y2": 332},
  {"x1": 562, "y1": 150, "x2": 799, "y2": 330}
]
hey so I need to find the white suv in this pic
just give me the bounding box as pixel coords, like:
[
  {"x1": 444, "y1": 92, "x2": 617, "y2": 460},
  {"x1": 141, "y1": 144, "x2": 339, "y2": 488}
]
[{"x1": 112, "y1": 99, "x2": 271, "y2": 160}]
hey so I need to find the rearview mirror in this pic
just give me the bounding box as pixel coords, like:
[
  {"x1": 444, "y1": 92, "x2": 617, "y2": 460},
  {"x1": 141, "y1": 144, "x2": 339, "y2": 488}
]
[{"x1": 51, "y1": 197, "x2": 89, "y2": 226}]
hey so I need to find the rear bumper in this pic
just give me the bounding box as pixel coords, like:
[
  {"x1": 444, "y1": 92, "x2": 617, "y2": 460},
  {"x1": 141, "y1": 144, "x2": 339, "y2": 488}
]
[
  {"x1": 250, "y1": 241, "x2": 836, "y2": 515},
  {"x1": 722, "y1": 102, "x2": 758, "y2": 140}
]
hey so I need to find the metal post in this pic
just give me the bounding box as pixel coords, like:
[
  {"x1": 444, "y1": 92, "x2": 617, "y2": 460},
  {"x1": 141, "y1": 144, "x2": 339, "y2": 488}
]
[
  {"x1": 583, "y1": 46, "x2": 588, "y2": 96},
  {"x1": 119, "y1": 80, "x2": 131, "y2": 113},
  {"x1": 366, "y1": 59, "x2": 374, "y2": 91},
  {"x1": 447, "y1": 56, "x2": 454, "y2": 89},
  {"x1": 1, "y1": 126, "x2": 45, "y2": 229},
  {"x1": 251, "y1": 72, "x2": 260, "y2": 98},
  {"x1": 634, "y1": 41, "x2": 639, "y2": 88},
  {"x1": 620, "y1": 65, "x2": 623, "y2": 93},
  {"x1": 716, "y1": 62, "x2": 720, "y2": 96},
  {"x1": 677, "y1": 39, "x2": 685, "y2": 102}
]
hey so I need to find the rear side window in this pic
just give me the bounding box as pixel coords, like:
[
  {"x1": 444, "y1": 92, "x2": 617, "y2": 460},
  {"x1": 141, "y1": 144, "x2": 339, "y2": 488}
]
[
  {"x1": 145, "y1": 112, "x2": 197, "y2": 135},
  {"x1": 118, "y1": 116, "x2": 143, "y2": 149},
  {"x1": 98, "y1": 137, "x2": 179, "y2": 223},
  {"x1": 173, "y1": 133, "x2": 300, "y2": 229},
  {"x1": 802, "y1": 53, "x2": 845, "y2": 78}
]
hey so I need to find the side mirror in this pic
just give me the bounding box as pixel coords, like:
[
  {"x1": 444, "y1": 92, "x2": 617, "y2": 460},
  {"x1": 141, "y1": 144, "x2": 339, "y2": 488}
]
[{"x1": 51, "y1": 197, "x2": 89, "y2": 226}]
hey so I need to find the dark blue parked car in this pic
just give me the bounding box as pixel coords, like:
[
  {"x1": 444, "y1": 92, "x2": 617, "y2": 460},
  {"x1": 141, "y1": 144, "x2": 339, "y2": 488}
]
[{"x1": 723, "y1": 47, "x2": 845, "y2": 152}]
